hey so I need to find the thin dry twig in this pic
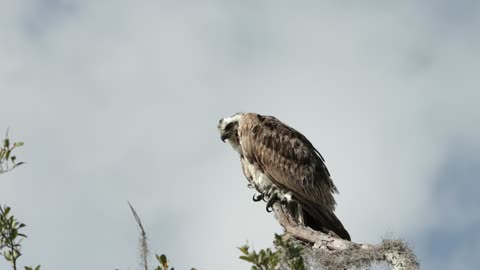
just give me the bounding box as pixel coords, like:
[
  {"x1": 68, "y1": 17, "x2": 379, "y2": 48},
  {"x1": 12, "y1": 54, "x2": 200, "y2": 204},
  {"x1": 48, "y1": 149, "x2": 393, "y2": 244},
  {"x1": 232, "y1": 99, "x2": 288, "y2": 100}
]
[{"x1": 128, "y1": 201, "x2": 149, "y2": 270}]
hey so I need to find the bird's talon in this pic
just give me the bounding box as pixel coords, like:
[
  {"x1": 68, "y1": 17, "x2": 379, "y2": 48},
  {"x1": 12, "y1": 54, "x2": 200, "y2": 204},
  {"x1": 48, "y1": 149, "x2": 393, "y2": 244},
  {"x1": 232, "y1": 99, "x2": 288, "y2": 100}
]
[
  {"x1": 265, "y1": 193, "x2": 278, "y2": 212},
  {"x1": 252, "y1": 193, "x2": 264, "y2": 202}
]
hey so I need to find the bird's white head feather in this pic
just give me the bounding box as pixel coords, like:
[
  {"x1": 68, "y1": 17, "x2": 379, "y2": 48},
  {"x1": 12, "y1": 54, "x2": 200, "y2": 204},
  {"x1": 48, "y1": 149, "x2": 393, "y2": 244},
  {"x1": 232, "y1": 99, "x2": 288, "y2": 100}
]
[{"x1": 218, "y1": 112, "x2": 244, "y2": 154}]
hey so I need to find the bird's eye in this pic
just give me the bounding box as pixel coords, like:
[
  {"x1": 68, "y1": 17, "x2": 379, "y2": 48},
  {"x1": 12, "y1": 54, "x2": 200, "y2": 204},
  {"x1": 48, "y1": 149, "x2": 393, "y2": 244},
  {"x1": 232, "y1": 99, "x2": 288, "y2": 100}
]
[{"x1": 225, "y1": 122, "x2": 234, "y2": 130}]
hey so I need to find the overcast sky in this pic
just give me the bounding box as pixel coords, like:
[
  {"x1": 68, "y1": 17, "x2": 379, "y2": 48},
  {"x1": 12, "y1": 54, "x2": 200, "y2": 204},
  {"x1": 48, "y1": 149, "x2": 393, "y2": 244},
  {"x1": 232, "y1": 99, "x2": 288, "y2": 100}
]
[{"x1": 0, "y1": 1, "x2": 479, "y2": 270}]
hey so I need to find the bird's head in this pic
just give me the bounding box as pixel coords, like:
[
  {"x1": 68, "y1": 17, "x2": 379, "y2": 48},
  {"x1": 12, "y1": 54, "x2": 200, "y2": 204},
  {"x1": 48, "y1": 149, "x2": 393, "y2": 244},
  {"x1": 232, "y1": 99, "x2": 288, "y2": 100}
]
[{"x1": 218, "y1": 113, "x2": 243, "y2": 143}]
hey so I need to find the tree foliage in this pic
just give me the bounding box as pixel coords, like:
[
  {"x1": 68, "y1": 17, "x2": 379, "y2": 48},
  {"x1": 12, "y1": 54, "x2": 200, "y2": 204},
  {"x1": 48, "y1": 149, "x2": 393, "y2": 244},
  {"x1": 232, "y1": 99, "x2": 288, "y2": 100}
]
[
  {"x1": 239, "y1": 234, "x2": 305, "y2": 270},
  {"x1": 0, "y1": 205, "x2": 41, "y2": 270},
  {"x1": 0, "y1": 133, "x2": 24, "y2": 175},
  {"x1": 0, "y1": 134, "x2": 40, "y2": 270}
]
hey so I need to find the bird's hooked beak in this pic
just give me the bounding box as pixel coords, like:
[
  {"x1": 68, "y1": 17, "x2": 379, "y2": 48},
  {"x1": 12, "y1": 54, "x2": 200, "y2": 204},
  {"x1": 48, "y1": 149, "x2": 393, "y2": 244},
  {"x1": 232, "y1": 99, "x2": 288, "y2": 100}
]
[
  {"x1": 218, "y1": 118, "x2": 228, "y2": 143},
  {"x1": 220, "y1": 133, "x2": 228, "y2": 142}
]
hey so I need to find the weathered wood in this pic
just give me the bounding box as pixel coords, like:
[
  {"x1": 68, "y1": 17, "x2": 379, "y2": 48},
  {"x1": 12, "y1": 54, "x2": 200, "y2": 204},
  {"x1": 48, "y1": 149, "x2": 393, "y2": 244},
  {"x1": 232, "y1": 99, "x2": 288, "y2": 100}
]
[{"x1": 272, "y1": 204, "x2": 419, "y2": 270}]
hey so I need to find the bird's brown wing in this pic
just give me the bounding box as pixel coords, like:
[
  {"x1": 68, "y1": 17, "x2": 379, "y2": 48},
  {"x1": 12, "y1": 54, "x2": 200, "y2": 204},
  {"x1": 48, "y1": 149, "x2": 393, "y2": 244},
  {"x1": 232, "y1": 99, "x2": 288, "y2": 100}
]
[{"x1": 238, "y1": 113, "x2": 338, "y2": 211}]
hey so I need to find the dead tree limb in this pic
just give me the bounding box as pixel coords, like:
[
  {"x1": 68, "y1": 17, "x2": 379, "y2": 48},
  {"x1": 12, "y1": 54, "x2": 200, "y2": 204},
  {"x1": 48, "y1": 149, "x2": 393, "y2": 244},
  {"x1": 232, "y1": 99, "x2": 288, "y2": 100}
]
[
  {"x1": 128, "y1": 201, "x2": 149, "y2": 270},
  {"x1": 272, "y1": 204, "x2": 419, "y2": 270}
]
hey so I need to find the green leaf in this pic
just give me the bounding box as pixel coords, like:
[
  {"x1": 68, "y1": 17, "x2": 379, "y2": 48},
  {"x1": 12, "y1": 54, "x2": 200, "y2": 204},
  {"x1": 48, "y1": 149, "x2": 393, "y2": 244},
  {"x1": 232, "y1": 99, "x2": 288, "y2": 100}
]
[
  {"x1": 160, "y1": 254, "x2": 167, "y2": 264},
  {"x1": 239, "y1": 255, "x2": 255, "y2": 263},
  {"x1": 156, "y1": 254, "x2": 168, "y2": 265},
  {"x1": 13, "y1": 162, "x2": 25, "y2": 168},
  {"x1": 258, "y1": 251, "x2": 265, "y2": 264},
  {"x1": 4, "y1": 250, "x2": 13, "y2": 261},
  {"x1": 4, "y1": 208, "x2": 11, "y2": 217},
  {"x1": 34, "y1": 266, "x2": 41, "y2": 270},
  {"x1": 13, "y1": 249, "x2": 21, "y2": 259},
  {"x1": 14, "y1": 142, "x2": 24, "y2": 148},
  {"x1": 238, "y1": 245, "x2": 249, "y2": 255},
  {"x1": 11, "y1": 228, "x2": 18, "y2": 239}
]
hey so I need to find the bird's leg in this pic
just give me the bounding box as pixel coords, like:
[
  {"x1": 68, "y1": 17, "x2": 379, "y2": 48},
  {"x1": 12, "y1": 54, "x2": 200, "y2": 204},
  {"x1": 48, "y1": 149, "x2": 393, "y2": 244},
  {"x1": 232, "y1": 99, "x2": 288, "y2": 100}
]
[
  {"x1": 262, "y1": 185, "x2": 275, "y2": 202},
  {"x1": 265, "y1": 185, "x2": 276, "y2": 198},
  {"x1": 264, "y1": 185, "x2": 301, "y2": 215},
  {"x1": 266, "y1": 196, "x2": 278, "y2": 212},
  {"x1": 279, "y1": 191, "x2": 292, "y2": 203},
  {"x1": 265, "y1": 188, "x2": 281, "y2": 212},
  {"x1": 275, "y1": 192, "x2": 304, "y2": 226},
  {"x1": 282, "y1": 195, "x2": 301, "y2": 225},
  {"x1": 266, "y1": 188, "x2": 293, "y2": 212}
]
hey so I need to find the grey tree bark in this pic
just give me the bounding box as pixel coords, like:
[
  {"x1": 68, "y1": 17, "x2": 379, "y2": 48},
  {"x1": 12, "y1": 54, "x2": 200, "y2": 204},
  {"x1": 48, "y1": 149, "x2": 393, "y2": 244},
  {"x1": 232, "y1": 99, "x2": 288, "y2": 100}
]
[{"x1": 272, "y1": 204, "x2": 419, "y2": 270}]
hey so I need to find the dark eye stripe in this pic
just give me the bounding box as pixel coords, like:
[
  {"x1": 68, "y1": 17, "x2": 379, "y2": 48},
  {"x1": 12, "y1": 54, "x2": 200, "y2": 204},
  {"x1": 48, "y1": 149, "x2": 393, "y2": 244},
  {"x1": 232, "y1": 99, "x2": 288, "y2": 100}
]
[{"x1": 225, "y1": 122, "x2": 234, "y2": 130}]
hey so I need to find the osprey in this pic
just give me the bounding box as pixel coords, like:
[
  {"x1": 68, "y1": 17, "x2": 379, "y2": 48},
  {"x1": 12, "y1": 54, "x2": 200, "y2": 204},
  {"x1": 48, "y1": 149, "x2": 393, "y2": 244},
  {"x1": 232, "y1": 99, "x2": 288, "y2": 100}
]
[{"x1": 218, "y1": 112, "x2": 350, "y2": 241}]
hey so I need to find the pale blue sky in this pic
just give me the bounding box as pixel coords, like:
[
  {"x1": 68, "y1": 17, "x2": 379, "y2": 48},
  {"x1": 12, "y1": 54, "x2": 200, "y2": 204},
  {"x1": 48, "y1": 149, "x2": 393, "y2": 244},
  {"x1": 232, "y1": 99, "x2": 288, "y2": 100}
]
[{"x1": 0, "y1": 1, "x2": 479, "y2": 269}]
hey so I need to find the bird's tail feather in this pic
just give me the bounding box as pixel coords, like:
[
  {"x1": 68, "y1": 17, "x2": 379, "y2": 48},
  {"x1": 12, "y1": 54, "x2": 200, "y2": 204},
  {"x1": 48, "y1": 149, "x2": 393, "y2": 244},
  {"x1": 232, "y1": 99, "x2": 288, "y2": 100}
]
[{"x1": 301, "y1": 203, "x2": 351, "y2": 241}]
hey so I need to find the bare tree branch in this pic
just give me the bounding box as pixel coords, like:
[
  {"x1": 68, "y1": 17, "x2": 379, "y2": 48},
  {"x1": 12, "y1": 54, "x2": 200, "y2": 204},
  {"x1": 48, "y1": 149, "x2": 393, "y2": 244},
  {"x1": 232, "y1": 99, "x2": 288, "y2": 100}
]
[
  {"x1": 128, "y1": 201, "x2": 149, "y2": 270},
  {"x1": 272, "y1": 204, "x2": 419, "y2": 270}
]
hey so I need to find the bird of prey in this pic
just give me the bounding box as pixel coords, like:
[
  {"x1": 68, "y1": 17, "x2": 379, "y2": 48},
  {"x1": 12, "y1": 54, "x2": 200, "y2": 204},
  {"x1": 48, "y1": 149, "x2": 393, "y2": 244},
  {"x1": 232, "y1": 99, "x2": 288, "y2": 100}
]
[{"x1": 218, "y1": 112, "x2": 350, "y2": 240}]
